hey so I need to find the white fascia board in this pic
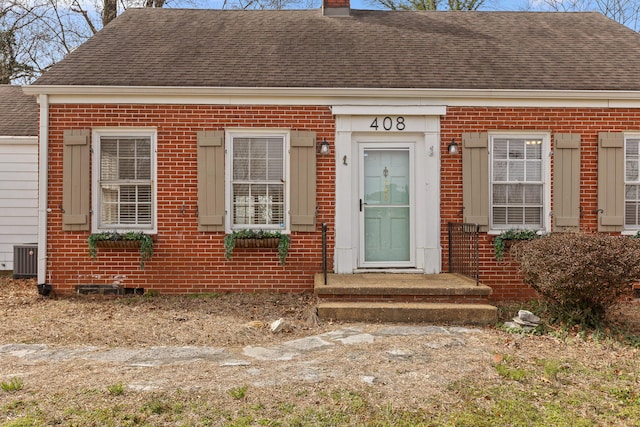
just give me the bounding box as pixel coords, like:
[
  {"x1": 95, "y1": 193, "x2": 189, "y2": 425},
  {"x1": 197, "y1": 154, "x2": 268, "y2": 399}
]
[
  {"x1": 332, "y1": 105, "x2": 447, "y2": 115},
  {"x1": 0, "y1": 136, "x2": 38, "y2": 143},
  {"x1": 20, "y1": 85, "x2": 640, "y2": 108}
]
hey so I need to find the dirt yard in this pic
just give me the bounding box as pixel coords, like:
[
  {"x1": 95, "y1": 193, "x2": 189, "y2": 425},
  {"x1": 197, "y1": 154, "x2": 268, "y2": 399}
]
[{"x1": 1, "y1": 276, "x2": 639, "y2": 425}]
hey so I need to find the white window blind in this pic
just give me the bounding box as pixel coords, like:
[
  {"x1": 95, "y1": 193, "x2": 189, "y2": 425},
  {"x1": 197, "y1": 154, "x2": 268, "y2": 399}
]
[
  {"x1": 231, "y1": 136, "x2": 285, "y2": 228},
  {"x1": 491, "y1": 137, "x2": 544, "y2": 229},
  {"x1": 99, "y1": 137, "x2": 152, "y2": 228},
  {"x1": 625, "y1": 138, "x2": 640, "y2": 227}
]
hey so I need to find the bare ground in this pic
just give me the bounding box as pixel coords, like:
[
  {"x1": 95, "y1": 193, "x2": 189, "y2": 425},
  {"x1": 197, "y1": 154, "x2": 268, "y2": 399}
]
[{"x1": 1, "y1": 276, "x2": 640, "y2": 425}]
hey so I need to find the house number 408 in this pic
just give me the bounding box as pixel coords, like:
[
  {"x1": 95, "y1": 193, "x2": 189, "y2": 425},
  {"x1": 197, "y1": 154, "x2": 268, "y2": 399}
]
[{"x1": 370, "y1": 116, "x2": 406, "y2": 131}]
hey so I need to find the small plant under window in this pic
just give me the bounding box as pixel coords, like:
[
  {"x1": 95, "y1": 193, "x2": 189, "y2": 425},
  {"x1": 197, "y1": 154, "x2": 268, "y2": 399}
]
[
  {"x1": 224, "y1": 229, "x2": 290, "y2": 266},
  {"x1": 88, "y1": 231, "x2": 154, "y2": 269},
  {"x1": 493, "y1": 229, "x2": 541, "y2": 261}
]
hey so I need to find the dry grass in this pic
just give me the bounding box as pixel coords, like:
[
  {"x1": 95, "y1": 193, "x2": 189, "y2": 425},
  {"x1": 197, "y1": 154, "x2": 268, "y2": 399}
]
[{"x1": 1, "y1": 275, "x2": 640, "y2": 426}]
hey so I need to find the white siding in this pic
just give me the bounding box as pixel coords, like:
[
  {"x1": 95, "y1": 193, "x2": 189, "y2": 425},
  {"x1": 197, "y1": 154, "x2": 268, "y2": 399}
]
[{"x1": 0, "y1": 137, "x2": 38, "y2": 271}]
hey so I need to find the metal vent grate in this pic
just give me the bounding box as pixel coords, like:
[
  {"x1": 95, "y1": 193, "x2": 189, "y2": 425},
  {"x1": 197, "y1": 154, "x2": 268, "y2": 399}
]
[{"x1": 13, "y1": 245, "x2": 37, "y2": 278}]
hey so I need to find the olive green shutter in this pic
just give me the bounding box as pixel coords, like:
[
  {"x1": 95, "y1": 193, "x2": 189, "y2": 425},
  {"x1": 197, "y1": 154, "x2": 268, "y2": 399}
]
[
  {"x1": 553, "y1": 133, "x2": 581, "y2": 230},
  {"x1": 62, "y1": 129, "x2": 90, "y2": 231},
  {"x1": 597, "y1": 132, "x2": 624, "y2": 232},
  {"x1": 197, "y1": 130, "x2": 225, "y2": 232},
  {"x1": 462, "y1": 132, "x2": 489, "y2": 231},
  {"x1": 290, "y1": 130, "x2": 316, "y2": 232}
]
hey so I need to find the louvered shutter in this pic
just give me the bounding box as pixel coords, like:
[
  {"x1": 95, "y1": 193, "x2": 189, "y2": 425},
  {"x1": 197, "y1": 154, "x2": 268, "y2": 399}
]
[
  {"x1": 462, "y1": 132, "x2": 489, "y2": 231},
  {"x1": 62, "y1": 129, "x2": 91, "y2": 231},
  {"x1": 197, "y1": 130, "x2": 225, "y2": 232},
  {"x1": 290, "y1": 130, "x2": 316, "y2": 232},
  {"x1": 554, "y1": 133, "x2": 581, "y2": 230},
  {"x1": 597, "y1": 132, "x2": 624, "y2": 232}
]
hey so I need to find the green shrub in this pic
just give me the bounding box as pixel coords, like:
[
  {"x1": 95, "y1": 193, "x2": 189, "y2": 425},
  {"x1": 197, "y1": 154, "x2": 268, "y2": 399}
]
[{"x1": 514, "y1": 232, "x2": 640, "y2": 328}]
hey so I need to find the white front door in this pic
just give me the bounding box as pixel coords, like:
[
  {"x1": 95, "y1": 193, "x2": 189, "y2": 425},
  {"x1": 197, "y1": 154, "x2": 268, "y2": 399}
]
[{"x1": 359, "y1": 143, "x2": 415, "y2": 267}]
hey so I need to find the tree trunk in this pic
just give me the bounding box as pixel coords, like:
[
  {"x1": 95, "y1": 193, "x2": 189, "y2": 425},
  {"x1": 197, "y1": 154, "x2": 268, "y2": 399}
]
[{"x1": 103, "y1": 0, "x2": 117, "y2": 27}]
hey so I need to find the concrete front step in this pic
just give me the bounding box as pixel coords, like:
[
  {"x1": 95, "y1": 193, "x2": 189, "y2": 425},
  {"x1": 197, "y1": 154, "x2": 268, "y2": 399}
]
[
  {"x1": 314, "y1": 273, "x2": 493, "y2": 303},
  {"x1": 317, "y1": 302, "x2": 498, "y2": 325}
]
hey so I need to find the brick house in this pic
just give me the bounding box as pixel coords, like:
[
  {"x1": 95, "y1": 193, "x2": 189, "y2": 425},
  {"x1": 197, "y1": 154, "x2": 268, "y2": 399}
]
[{"x1": 23, "y1": 1, "x2": 640, "y2": 304}]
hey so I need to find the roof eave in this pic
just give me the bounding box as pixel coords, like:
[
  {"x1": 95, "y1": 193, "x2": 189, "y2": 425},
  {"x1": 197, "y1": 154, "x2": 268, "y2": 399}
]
[{"x1": 21, "y1": 85, "x2": 640, "y2": 107}]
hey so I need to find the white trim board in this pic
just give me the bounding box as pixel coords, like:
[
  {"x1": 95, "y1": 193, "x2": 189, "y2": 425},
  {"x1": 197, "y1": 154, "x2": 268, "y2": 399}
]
[{"x1": 22, "y1": 85, "x2": 640, "y2": 108}]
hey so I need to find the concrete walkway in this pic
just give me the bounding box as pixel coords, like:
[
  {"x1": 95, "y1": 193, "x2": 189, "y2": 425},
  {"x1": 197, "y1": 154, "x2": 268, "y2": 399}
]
[{"x1": 0, "y1": 325, "x2": 482, "y2": 367}]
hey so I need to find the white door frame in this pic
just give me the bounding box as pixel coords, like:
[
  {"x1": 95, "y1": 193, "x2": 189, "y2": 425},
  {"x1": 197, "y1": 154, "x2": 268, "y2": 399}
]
[
  {"x1": 358, "y1": 141, "x2": 416, "y2": 268},
  {"x1": 332, "y1": 105, "x2": 445, "y2": 274}
]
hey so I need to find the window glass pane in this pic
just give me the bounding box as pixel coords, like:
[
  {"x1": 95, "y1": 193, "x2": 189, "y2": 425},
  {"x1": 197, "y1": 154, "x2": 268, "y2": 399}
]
[
  {"x1": 136, "y1": 139, "x2": 150, "y2": 157},
  {"x1": 625, "y1": 184, "x2": 640, "y2": 226},
  {"x1": 120, "y1": 158, "x2": 136, "y2": 179},
  {"x1": 625, "y1": 202, "x2": 638, "y2": 225},
  {"x1": 626, "y1": 161, "x2": 638, "y2": 181},
  {"x1": 493, "y1": 161, "x2": 508, "y2": 181},
  {"x1": 250, "y1": 158, "x2": 267, "y2": 180},
  {"x1": 101, "y1": 139, "x2": 118, "y2": 180},
  {"x1": 524, "y1": 207, "x2": 542, "y2": 226},
  {"x1": 626, "y1": 140, "x2": 640, "y2": 183},
  {"x1": 508, "y1": 161, "x2": 524, "y2": 181},
  {"x1": 101, "y1": 185, "x2": 118, "y2": 225},
  {"x1": 139, "y1": 186, "x2": 152, "y2": 203},
  {"x1": 137, "y1": 158, "x2": 151, "y2": 179},
  {"x1": 493, "y1": 207, "x2": 506, "y2": 225},
  {"x1": 524, "y1": 185, "x2": 542, "y2": 204},
  {"x1": 626, "y1": 185, "x2": 637, "y2": 200},
  {"x1": 493, "y1": 139, "x2": 508, "y2": 159},
  {"x1": 508, "y1": 140, "x2": 525, "y2": 159},
  {"x1": 119, "y1": 140, "x2": 134, "y2": 156},
  {"x1": 234, "y1": 159, "x2": 249, "y2": 180},
  {"x1": 525, "y1": 139, "x2": 542, "y2": 159},
  {"x1": 506, "y1": 207, "x2": 523, "y2": 224},
  {"x1": 525, "y1": 160, "x2": 541, "y2": 181},
  {"x1": 506, "y1": 184, "x2": 523, "y2": 204},
  {"x1": 250, "y1": 140, "x2": 267, "y2": 159},
  {"x1": 493, "y1": 184, "x2": 506, "y2": 204}
]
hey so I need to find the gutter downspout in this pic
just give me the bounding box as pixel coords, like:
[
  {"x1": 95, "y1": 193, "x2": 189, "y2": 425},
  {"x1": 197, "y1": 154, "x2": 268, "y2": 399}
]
[{"x1": 37, "y1": 94, "x2": 48, "y2": 286}]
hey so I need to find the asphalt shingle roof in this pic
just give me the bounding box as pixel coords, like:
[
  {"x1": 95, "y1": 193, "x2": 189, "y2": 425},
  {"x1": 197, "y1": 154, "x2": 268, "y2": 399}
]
[
  {"x1": 33, "y1": 9, "x2": 640, "y2": 91},
  {"x1": 0, "y1": 85, "x2": 38, "y2": 136}
]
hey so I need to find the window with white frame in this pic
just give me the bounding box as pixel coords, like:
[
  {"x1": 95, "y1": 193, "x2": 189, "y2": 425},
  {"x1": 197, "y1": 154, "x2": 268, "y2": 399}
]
[
  {"x1": 93, "y1": 130, "x2": 156, "y2": 231},
  {"x1": 228, "y1": 132, "x2": 288, "y2": 230},
  {"x1": 490, "y1": 135, "x2": 547, "y2": 230},
  {"x1": 625, "y1": 137, "x2": 640, "y2": 229}
]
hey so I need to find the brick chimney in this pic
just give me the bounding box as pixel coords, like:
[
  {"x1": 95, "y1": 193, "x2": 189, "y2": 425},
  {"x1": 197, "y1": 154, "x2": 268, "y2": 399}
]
[{"x1": 323, "y1": 0, "x2": 350, "y2": 16}]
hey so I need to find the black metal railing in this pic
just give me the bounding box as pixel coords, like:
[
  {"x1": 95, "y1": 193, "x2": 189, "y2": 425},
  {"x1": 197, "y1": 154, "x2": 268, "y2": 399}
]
[
  {"x1": 322, "y1": 223, "x2": 327, "y2": 285},
  {"x1": 448, "y1": 222, "x2": 479, "y2": 285}
]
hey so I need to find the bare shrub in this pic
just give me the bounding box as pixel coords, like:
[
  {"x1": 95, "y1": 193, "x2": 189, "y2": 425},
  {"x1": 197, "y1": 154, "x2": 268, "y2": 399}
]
[{"x1": 514, "y1": 232, "x2": 640, "y2": 327}]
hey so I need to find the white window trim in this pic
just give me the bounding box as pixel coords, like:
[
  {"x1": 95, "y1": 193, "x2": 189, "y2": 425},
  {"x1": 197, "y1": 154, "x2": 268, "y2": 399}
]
[
  {"x1": 91, "y1": 128, "x2": 157, "y2": 234},
  {"x1": 624, "y1": 133, "x2": 640, "y2": 233},
  {"x1": 224, "y1": 129, "x2": 290, "y2": 233},
  {"x1": 488, "y1": 132, "x2": 551, "y2": 234}
]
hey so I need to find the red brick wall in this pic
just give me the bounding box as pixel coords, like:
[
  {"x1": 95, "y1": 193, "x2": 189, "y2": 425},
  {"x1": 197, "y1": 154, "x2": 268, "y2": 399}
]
[
  {"x1": 47, "y1": 103, "x2": 640, "y2": 299},
  {"x1": 441, "y1": 106, "x2": 640, "y2": 300},
  {"x1": 47, "y1": 104, "x2": 335, "y2": 294}
]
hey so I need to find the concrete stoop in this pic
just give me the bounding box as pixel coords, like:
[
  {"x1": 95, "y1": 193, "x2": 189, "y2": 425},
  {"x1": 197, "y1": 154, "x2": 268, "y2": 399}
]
[
  {"x1": 317, "y1": 302, "x2": 498, "y2": 325},
  {"x1": 314, "y1": 273, "x2": 498, "y2": 325}
]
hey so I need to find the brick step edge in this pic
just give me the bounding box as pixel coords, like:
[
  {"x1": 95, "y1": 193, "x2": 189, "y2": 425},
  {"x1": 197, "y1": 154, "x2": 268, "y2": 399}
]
[{"x1": 317, "y1": 302, "x2": 498, "y2": 325}]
